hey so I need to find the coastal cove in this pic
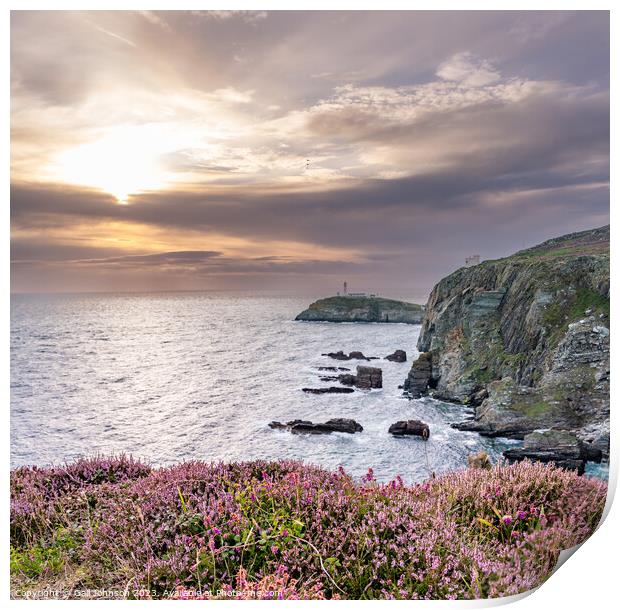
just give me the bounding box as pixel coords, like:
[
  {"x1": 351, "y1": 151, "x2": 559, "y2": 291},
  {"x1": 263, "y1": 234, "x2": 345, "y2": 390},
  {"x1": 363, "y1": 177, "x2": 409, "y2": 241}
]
[{"x1": 12, "y1": 293, "x2": 517, "y2": 482}]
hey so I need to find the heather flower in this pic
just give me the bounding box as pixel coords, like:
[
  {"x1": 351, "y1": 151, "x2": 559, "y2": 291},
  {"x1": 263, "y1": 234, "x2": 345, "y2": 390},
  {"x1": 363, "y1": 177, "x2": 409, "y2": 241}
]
[
  {"x1": 10, "y1": 455, "x2": 607, "y2": 601},
  {"x1": 362, "y1": 467, "x2": 375, "y2": 482}
]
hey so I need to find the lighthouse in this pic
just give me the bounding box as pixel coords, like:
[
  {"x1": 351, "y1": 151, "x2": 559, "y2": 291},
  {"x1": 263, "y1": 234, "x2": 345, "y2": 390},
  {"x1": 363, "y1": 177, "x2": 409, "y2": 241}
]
[{"x1": 343, "y1": 281, "x2": 348, "y2": 295}]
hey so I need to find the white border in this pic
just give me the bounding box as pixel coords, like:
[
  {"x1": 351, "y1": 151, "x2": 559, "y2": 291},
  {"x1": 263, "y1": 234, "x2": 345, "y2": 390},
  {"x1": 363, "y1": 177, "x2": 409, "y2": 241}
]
[{"x1": 3, "y1": 2, "x2": 615, "y2": 608}]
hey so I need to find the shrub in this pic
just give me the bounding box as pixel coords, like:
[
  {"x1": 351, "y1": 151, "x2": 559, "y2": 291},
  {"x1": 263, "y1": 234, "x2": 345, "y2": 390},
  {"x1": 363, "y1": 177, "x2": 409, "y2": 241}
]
[{"x1": 10, "y1": 456, "x2": 606, "y2": 600}]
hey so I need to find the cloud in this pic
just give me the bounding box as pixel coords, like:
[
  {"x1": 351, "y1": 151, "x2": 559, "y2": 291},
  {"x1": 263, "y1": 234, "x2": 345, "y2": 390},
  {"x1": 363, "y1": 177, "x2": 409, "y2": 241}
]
[
  {"x1": 436, "y1": 52, "x2": 501, "y2": 87},
  {"x1": 10, "y1": 11, "x2": 609, "y2": 294},
  {"x1": 138, "y1": 11, "x2": 171, "y2": 31},
  {"x1": 192, "y1": 10, "x2": 268, "y2": 24},
  {"x1": 84, "y1": 20, "x2": 138, "y2": 48},
  {"x1": 69, "y1": 250, "x2": 223, "y2": 267},
  {"x1": 212, "y1": 87, "x2": 254, "y2": 104}
]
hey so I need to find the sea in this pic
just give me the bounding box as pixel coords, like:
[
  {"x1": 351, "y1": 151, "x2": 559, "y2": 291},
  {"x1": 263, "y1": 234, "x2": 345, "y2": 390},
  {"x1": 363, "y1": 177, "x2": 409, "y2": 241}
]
[{"x1": 10, "y1": 291, "x2": 578, "y2": 483}]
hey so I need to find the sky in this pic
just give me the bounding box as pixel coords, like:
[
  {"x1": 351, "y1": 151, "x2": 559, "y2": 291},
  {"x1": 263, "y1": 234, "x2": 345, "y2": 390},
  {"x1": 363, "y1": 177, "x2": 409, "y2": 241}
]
[{"x1": 10, "y1": 10, "x2": 609, "y2": 299}]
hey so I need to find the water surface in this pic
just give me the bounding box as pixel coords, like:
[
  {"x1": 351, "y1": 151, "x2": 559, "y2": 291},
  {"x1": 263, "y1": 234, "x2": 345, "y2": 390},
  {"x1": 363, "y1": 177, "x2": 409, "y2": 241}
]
[{"x1": 11, "y1": 293, "x2": 518, "y2": 482}]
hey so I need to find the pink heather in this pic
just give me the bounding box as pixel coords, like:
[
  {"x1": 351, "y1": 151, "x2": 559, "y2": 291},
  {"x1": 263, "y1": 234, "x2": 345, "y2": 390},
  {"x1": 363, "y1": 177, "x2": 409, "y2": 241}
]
[{"x1": 10, "y1": 455, "x2": 606, "y2": 600}]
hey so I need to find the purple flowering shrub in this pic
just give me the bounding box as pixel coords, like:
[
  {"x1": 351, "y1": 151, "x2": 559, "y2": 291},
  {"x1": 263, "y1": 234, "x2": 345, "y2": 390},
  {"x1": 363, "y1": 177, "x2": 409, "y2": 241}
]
[{"x1": 11, "y1": 456, "x2": 606, "y2": 599}]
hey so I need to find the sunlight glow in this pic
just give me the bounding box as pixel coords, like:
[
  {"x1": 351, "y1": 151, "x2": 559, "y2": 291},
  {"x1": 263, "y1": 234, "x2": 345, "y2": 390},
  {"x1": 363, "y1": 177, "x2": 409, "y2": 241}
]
[{"x1": 54, "y1": 124, "x2": 189, "y2": 203}]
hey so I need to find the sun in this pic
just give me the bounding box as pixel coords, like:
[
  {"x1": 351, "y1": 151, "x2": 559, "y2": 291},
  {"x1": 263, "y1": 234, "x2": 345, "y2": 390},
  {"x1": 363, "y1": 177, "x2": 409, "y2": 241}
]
[{"x1": 54, "y1": 124, "x2": 174, "y2": 203}]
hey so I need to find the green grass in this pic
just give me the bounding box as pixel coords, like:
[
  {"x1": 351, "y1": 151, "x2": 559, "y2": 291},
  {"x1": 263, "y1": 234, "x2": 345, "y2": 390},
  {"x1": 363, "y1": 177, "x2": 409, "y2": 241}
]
[
  {"x1": 568, "y1": 288, "x2": 609, "y2": 319},
  {"x1": 521, "y1": 401, "x2": 552, "y2": 418},
  {"x1": 542, "y1": 287, "x2": 609, "y2": 347},
  {"x1": 11, "y1": 528, "x2": 80, "y2": 579}
]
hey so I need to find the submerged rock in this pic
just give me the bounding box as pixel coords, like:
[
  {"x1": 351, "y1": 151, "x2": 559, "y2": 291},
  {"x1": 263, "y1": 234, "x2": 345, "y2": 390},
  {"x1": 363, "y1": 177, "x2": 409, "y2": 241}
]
[
  {"x1": 388, "y1": 420, "x2": 430, "y2": 440},
  {"x1": 296, "y1": 295, "x2": 424, "y2": 324},
  {"x1": 269, "y1": 418, "x2": 363, "y2": 435},
  {"x1": 337, "y1": 373, "x2": 358, "y2": 386},
  {"x1": 302, "y1": 387, "x2": 355, "y2": 394},
  {"x1": 269, "y1": 419, "x2": 311, "y2": 430},
  {"x1": 385, "y1": 350, "x2": 407, "y2": 362},
  {"x1": 323, "y1": 350, "x2": 353, "y2": 361},
  {"x1": 322, "y1": 350, "x2": 374, "y2": 361}
]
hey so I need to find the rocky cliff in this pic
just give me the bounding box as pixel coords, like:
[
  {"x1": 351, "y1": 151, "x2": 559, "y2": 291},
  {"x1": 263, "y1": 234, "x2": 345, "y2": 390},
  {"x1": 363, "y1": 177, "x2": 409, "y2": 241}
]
[
  {"x1": 404, "y1": 226, "x2": 610, "y2": 455},
  {"x1": 295, "y1": 296, "x2": 424, "y2": 324}
]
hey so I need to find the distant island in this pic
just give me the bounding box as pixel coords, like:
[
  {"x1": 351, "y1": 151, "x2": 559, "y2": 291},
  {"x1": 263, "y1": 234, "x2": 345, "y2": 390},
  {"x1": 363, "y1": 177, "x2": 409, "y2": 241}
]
[{"x1": 295, "y1": 295, "x2": 424, "y2": 324}]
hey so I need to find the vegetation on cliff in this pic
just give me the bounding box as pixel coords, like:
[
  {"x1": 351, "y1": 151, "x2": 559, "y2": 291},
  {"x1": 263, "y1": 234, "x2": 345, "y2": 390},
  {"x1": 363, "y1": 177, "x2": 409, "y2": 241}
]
[
  {"x1": 406, "y1": 226, "x2": 609, "y2": 453},
  {"x1": 11, "y1": 456, "x2": 606, "y2": 600},
  {"x1": 295, "y1": 296, "x2": 424, "y2": 323}
]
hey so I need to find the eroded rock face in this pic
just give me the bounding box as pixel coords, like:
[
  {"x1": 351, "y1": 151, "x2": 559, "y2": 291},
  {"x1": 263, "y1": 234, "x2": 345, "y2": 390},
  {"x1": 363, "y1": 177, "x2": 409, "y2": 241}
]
[
  {"x1": 388, "y1": 420, "x2": 430, "y2": 439},
  {"x1": 406, "y1": 225, "x2": 609, "y2": 453},
  {"x1": 503, "y1": 429, "x2": 602, "y2": 474},
  {"x1": 269, "y1": 418, "x2": 363, "y2": 434},
  {"x1": 385, "y1": 350, "x2": 407, "y2": 362},
  {"x1": 403, "y1": 352, "x2": 432, "y2": 397},
  {"x1": 355, "y1": 366, "x2": 382, "y2": 389}
]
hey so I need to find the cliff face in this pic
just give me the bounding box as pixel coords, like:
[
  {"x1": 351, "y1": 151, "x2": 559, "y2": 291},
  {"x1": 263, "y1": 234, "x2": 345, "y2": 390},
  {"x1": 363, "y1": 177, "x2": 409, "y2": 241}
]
[
  {"x1": 405, "y1": 226, "x2": 610, "y2": 454},
  {"x1": 295, "y1": 296, "x2": 424, "y2": 324}
]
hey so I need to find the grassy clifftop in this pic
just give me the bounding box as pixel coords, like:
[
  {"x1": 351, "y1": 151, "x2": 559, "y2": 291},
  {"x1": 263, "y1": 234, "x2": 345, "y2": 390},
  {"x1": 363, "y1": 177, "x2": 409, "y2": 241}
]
[
  {"x1": 512, "y1": 224, "x2": 609, "y2": 260},
  {"x1": 11, "y1": 456, "x2": 606, "y2": 600}
]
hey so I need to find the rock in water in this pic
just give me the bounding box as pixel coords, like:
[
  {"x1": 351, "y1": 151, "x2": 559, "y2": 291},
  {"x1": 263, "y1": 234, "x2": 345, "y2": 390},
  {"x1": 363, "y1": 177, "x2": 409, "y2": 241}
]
[
  {"x1": 302, "y1": 387, "x2": 355, "y2": 394},
  {"x1": 269, "y1": 418, "x2": 363, "y2": 435},
  {"x1": 269, "y1": 419, "x2": 312, "y2": 430},
  {"x1": 467, "y1": 451, "x2": 491, "y2": 469},
  {"x1": 295, "y1": 296, "x2": 424, "y2": 324},
  {"x1": 388, "y1": 420, "x2": 430, "y2": 440},
  {"x1": 503, "y1": 429, "x2": 602, "y2": 474},
  {"x1": 322, "y1": 350, "x2": 350, "y2": 360},
  {"x1": 322, "y1": 350, "x2": 374, "y2": 361},
  {"x1": 385, "y1": 350, "x2": 407, "y2": 362},
  {"x1": 334, "y1": 366, "x2": 382, "y2": 389},
  {"x1": 337, "y1": 373, "x2": 358, "y2": 386},
  {"x1": 355, "y1": 366, "x2": 382, "y2": 389},
  {"x1": 323, "y1": 418, "x2": 364, "y2": 433},
  {"x1": 403, "y1": 352, "x2": 432, "y2": 397}
]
